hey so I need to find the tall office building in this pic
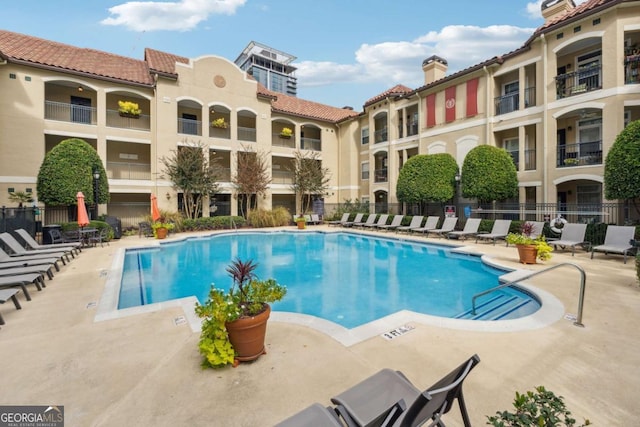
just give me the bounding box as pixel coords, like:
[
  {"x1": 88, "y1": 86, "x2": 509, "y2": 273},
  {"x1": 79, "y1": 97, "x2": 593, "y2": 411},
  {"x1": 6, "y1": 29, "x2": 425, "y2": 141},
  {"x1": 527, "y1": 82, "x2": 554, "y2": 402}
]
[{"x1": 234, "y1": 41, "x2": 297, "y2": 96}]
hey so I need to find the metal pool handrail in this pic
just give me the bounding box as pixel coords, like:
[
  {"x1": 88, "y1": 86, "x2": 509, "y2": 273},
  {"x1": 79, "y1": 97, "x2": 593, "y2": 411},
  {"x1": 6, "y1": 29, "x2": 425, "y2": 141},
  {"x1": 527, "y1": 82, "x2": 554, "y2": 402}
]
[{"x1": 471, "y1": 262, "x2": 587, "y2": 327}]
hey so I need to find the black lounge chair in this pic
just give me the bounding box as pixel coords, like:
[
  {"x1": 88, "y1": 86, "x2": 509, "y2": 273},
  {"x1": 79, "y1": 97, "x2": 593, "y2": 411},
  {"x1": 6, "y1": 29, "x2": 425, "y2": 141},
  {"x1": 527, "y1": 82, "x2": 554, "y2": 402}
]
[{"x1": 331, "y1": 354, "x2": 480, "y2": 427}]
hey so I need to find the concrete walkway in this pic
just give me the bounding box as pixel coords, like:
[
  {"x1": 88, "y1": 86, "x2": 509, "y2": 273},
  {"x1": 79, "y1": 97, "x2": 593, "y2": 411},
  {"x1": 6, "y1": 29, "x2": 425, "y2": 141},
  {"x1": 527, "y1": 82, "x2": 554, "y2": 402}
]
[{"x1": 0, "y1": 227, "x2": 638, "y2": 426}]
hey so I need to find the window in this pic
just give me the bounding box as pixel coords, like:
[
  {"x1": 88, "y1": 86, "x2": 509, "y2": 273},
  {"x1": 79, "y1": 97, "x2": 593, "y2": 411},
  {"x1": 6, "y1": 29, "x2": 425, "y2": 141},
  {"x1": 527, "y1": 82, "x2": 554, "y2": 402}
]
[
  {"x1": 361, "y1": 162, "x2": 369, "y2": 180},
  {"x1": 497, "y1": 81, "x2": 519, "y2": 114},
  {"x1": 578, "y1": 117, "x2": 601, "y2": 158},
  {"x1": 576, "y1": 50, "x2": 601, "y2": 89},
  {"x1": 503, "y1": 137, "x2": 519, "y2": 167},
  {"x1": 70, "y1": 96, "x2": 92, "y2": 124},
  {"x1": 624, "y1": 110, "x2": 631, "y2": 128},
  {"x1": 361, "y1": 127, "x2": 369, "y2": 145}
]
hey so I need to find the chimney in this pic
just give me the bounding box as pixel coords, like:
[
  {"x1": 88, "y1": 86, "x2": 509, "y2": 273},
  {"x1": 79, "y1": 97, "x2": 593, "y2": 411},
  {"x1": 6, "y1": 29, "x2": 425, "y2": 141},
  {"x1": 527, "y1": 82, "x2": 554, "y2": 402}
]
[
  {"x1": 541, "y1": 0, "x2": 575, "y2": 23},
  {"x1": 422, "y1": 55, "x2": 448, "y2": 85}
]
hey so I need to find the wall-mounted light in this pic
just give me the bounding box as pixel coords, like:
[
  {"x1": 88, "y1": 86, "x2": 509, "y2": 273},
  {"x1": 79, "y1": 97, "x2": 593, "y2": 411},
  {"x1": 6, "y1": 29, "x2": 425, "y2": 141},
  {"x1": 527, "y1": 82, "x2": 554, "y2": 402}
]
[
  {"x1": 77, "y1": 86, "x2": 84, "y2": 92},
  {"x1": 166, "y1": 192, "x2": 171, "y2": 200},
  {"x1": 567, "y1": 126, "x2": 573, "y2": 132}
]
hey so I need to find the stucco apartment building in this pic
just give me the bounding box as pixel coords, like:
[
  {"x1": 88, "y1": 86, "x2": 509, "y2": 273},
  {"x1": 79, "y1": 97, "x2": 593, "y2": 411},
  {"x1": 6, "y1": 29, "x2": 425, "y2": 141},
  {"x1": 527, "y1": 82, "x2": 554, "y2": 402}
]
[{"x1": 0, "y1": 0, "x2": 638, "y2": 227}]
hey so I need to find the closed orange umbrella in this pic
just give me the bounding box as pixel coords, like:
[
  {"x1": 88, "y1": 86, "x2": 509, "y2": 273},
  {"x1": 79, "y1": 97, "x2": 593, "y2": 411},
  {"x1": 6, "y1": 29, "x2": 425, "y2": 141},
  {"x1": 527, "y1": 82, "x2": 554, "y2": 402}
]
[
  {"x1": 151, "y1": 194, "x2": 161, "y2": 222},
  {"x1": 76, "y1": 192, "x2": 90, "y2": 228}
]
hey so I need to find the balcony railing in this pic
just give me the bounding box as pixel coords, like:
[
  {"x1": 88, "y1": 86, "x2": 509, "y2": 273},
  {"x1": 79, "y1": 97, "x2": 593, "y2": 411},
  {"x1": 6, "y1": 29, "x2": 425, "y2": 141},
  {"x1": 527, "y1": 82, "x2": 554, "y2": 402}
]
[
  {"x1": 272, "y1": 133, "x2": 296, "y2": 149},
  {"x1": 555, "y1": 65, "x2": 601, "y2": 99},
  {"x1": 178, "y1": 118, "x2": 201, "y2": 136},
  {"x1": 495, "y1": 93, "x2": 519, "y2": 115},
  {"x1": 106, "y1": 109, "x2": 150, "y2": 131},
  {"x1": 238, "y1": 126, "x2": 256, "y2": 142},
  {"x1": 301, "y1": 137, "x2": 321, "y2": 151},
  {"x1": 407, "y1": 122, "x2": 419, "y2": 137},
  {"x1": 374, "y1": 168, "x2": 388, "y2": 183},
  {"x1": 374, "y1": 128, "x2": 388, "y2": 143},
  {"x1": 557, "y1": 141, "x2": 603, "y2": 167},
  {"x1": 106, "y1": 162, "x2": 151, "y2": 180},
  {"x1": 209, "y1": 126, "x2": 231, "y2": 139},
  {"x1": 272, "y1": 170, "x2": 294, "y2": 184},
  {"x1": 44, "y1": 101, "x2": 97, "y2": 125},
  {"x1": 625, "y1": 55, "x2": 639, "y2": 84}
]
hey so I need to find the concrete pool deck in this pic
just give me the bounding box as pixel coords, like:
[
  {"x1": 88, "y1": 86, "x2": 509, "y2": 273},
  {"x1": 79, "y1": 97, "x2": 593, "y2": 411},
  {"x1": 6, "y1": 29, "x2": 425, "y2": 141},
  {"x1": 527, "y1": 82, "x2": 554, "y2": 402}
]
[{"x1": 0, "y1": 226, "x2": 638, "y2": 426}]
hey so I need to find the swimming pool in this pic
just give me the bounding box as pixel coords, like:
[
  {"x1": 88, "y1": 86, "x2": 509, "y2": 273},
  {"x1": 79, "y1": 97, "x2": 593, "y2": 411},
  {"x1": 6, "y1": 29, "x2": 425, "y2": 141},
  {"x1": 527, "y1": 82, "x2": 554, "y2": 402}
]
[{"x1": 118, "y1": 231, "x2": 540, "y2": 328}]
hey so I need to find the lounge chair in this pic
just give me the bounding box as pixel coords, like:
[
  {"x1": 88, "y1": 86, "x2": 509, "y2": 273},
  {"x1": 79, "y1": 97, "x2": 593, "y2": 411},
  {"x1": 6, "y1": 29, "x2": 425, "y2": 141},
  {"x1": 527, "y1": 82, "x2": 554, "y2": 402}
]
[
  {"x1": 426, "y1": 217, "x2": 458, "y2": 238},
  {"x1": 15, "y1": 228, "x2": 81, "y2": 254},
  {"x1": 0, "y1": 248, "x2": 62, "y2": 271},
  {"x1": 591, "y1": 225, "x2": 636, "y2": 264},
  {"x1": 328, "y1": 213, "x2": 350, "y2": 227},
  {"x1": 0, "y1": 273, "x2": 46, "y2": 301},
  {"x1": 331, "y1": 354, "x2": 481, "y2": 427},
  {"x1": 447, "y1": 218, "x2": 481, "y2": 240},
  {"x1": 0, "y1": 264, "x2": 54, "y2": 280},
  {"x1": 0, "y1": 288, "x2": 23, "y2": 326},
  {"x1": 377, "y1": 215, "x2": 404, "y2": 231},
  {"x1": 364, "y1": 214, "x2": 388, "y2": 228},
  {"x1": 410, "y1": 216, "x2": 440, "y2": 234},
  {"x1": 0, "y1": 232, "x2": 73, "y2": 261},
  {"x1": 475, "y1": 219, "x2": 512, "y2": 245},
  {"x1": 353, "y1": 214, "x2": 376, "y2": 228},
  {"x1": 343, "y1": 213, "x2": 364, "y2": 228},
  {"x1": 310, "y1": 214, "x2": 322, "y2": 225},
  {"x1": 396, "y1": 216, "x2": 423, "y2": 233},
  {"x1": 550, "y1": 223, "x2": 589, "y2": 256},
  {"x1": 276, "y1": 401, "x2": 406, "y2": 427}
]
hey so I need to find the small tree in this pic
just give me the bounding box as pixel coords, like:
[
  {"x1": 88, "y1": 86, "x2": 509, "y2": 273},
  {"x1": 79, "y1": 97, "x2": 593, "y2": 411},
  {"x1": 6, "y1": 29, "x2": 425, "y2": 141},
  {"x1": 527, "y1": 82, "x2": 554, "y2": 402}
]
[
  {"x1": 37, "y1": 138, "x2": 108, "y2": 206},
  {"x1": 397, "y1": 154, "x2": 459, "y2": 209},
  {"x1": 161, "y1": 141, "x2": 222, "y2": 219},
  {"x1": 461, "y1": 145, "x2": 518, "y2": 203},
  {"x1": 232, "y1": 145, "x2": 271, "y2": 218},
  {"x1": 604, "y1": 119, "x2": 640, "y2": 216},
  {"x1": 288, "y1": 150, "x2": 331, "y2": 214},
  {"x1": 8, "y1": 191, "x2": 34, "y2": 207}
]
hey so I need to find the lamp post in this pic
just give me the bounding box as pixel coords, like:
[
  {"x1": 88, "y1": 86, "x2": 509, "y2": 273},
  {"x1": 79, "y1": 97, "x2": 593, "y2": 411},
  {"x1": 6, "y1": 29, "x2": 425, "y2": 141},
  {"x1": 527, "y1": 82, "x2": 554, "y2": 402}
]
[
  {"x1": 93, "y1": 167, "x2": 100, "y2": 219},
  {"x1": 454, "y1": 172, "x2": 462, "y2": 220}
]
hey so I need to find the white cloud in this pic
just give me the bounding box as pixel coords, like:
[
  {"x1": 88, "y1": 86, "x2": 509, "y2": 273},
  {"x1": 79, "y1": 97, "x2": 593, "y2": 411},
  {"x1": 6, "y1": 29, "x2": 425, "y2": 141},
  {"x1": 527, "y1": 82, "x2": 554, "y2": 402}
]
[
  {"x1": 525, "y1": 0, "x2": 590, "y2": 20},
  {"x1": 101, "y1": 0, "x2": 246, "y2": 32},
  {"x1": 297, "y1": 24, "x2": 535, "y2": 90}
]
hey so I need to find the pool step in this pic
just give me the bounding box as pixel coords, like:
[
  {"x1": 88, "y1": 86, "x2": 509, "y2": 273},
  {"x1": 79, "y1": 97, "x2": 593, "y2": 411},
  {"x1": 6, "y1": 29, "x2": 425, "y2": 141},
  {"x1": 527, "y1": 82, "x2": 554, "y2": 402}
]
[{"x1": 455, "y1": 294, "x2": 535, "y2": 320}]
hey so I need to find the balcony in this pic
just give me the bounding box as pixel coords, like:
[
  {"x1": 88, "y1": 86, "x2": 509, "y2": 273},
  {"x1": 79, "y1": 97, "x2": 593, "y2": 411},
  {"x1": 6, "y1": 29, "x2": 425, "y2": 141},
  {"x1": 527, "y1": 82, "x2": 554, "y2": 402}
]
[
  {"x1": 272, "y1": 133, "x2": 295, "y2": 149},
  {"x1": 45, "y1": 101, "x2": 96, "y2": 125},
  {"x1": 272, "y1": 170, "x2": 293, "y2": 184},
  {"x1": 557, "y1": 141, "x2": 602, "y2": 167},
  {"x1": 238, "y1": 126, "x2": 256, "y2": 142},
  {"x1": 301, "y1": 137, "x2": 321, "y2": 151},
  {"x1": 178, "y1": 118, "x2": 202, "y2": 136},
  {"x1": 210, "y1": 125, "x2": 231, "y2": 140},
  {"x1": 495, "y1": 93, "x2": 519, "y2": 115},
  {"x1": 374, "y1": 168, "x2": 388, "y2": 183},
  {"x1": 374, "y1": 128, "x2": 388, "y2": 144},
  {"x1": 555, "y1": 65, "x2": 601, "y2": 99},
  {"x1": 625, "y1": 55, "x2": 639, "y2": 84},
  {"x1": 106, "y1": 162, "x2": 151, "y2": 180},
  {"x1": 106, "y1": 109, "x2": 150, "y2": 131}
]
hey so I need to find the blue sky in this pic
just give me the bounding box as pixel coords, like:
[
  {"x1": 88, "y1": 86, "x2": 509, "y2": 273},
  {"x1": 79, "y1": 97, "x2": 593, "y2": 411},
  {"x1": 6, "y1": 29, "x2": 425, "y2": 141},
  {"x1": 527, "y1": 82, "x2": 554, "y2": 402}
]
[{"x1": 2, "y1": 0, "x2": 587, "y2": 109}]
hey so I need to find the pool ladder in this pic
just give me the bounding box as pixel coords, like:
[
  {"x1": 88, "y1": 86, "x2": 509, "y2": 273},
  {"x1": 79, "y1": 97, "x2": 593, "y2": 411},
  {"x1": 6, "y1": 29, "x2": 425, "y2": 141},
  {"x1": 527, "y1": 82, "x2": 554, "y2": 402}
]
[{"x1": 471, "y1": 262, "x2": 587, "y2": 327}]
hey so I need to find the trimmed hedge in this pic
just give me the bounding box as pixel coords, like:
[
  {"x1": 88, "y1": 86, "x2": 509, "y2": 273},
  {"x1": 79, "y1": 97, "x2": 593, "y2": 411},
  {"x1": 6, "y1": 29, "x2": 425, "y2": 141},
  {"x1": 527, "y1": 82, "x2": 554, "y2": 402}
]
[{"x1": 180, "y1": 216, "x2": 246, "y2": 231}]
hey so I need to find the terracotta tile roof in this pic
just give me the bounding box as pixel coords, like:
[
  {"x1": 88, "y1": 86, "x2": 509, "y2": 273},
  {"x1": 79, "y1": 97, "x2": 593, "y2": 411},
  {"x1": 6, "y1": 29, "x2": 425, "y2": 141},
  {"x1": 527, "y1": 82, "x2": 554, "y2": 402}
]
[
  {"x1": 0, "y1": 29, "x2": 154, "y2": 86},
  {"x1": 144, "y1": 48, "x2": 189, "y2": 78},
  {"x1": 536, "y1": 0, "x2": 621, "y2": 32},
  {"x1": 364, "y1": 84, "x2": 413, "y2": 107},
  {"x1": 268, "y1": 90, "x2": 360, "y2": 123}
]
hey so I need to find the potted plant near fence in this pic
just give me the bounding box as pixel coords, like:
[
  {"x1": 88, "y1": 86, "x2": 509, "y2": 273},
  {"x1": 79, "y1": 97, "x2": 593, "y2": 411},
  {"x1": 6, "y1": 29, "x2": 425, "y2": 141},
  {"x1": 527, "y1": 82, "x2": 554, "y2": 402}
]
[
  {"x1": 195, "y1": 258, "x2": 287, "y2": 368},
  {"x1": 505, "y1": 222, "x2": 553, "y2": 264},
  {"x1": 295, "y1": 214, "x2": 307, "y2": 229},
  {"x1": 118, "y1": 100, "x2": 142, "y2": 118},
  {"x1": 151, "y1": 222, "x2": 174, "y2": 239}
]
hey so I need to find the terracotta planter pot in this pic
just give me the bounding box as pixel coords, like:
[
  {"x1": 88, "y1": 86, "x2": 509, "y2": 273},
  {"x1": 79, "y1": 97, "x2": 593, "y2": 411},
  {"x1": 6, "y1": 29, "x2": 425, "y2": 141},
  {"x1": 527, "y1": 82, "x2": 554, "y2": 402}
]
[
  {"x1": 155, "y1": 227, "x2": 168, "y2": 239},
  {"x1": 516, "y1": 244, "x2": 537, "y2": 264},
  {"x1": 226, "y1": 304, "x2": 271, "y2": 363},
  {"x1": 296, "y1": 221, "x2": 306, "y2": 229}
]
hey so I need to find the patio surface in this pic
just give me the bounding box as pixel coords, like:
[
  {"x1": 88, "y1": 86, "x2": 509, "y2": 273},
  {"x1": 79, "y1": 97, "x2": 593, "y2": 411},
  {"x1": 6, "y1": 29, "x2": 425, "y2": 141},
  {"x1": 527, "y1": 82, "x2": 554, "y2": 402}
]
[{"x1": 0, "y1": 226, "x2": 638, "y2": 426}]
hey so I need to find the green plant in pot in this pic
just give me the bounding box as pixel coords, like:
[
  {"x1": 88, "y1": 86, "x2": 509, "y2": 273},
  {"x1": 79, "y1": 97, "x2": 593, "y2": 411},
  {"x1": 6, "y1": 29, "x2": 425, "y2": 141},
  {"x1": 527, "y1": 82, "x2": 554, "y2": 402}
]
[
  {"x1": 505, "y1": 222, "x2": 553, "y2": 264},
  {"x1": 151, "y1": 222, "x2": 174, "y2": 239},
  {"x1": 195, "y1": 258, "x2": 287, "y2": 368}
]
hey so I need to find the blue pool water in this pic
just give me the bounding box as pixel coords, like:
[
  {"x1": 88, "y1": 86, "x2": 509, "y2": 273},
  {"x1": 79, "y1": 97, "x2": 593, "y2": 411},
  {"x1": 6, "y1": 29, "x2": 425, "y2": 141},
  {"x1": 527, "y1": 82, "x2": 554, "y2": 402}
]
[{"x1": 119, "y1": 232, "x2": 540, "y2": 328}]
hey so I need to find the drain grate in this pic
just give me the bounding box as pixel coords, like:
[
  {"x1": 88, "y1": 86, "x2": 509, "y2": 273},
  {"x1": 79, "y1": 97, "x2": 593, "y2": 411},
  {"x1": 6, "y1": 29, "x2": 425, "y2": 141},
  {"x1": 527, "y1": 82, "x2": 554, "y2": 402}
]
[{"x1": 174, "y1": 316, "x2": 186, "y2": 326}]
